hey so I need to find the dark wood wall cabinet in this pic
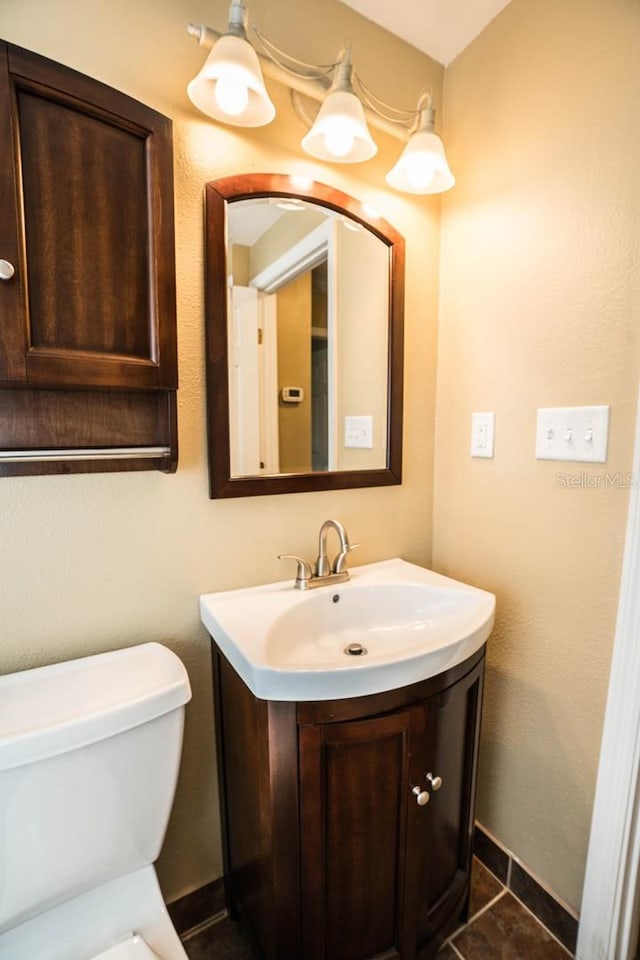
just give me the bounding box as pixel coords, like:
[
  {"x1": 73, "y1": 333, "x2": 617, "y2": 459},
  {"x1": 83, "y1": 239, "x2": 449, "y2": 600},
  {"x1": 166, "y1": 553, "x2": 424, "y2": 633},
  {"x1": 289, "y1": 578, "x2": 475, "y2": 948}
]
[
  {"x1": 212, "y1": 644, "x2": 485, "y2": 960},
  {"x1": 0, "y1": 40, "x2": 178, "y2": 475}
]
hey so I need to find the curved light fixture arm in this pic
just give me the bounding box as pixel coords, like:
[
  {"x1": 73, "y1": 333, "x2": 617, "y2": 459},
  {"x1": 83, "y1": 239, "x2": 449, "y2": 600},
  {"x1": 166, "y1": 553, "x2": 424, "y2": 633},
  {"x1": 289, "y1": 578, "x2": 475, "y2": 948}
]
[
  {"x1": 290, "y1": 89, "x2": 322, "y2": 128},
  {"x1": 251, "y1": 25, "x2": 337, "y2": 82},
  {"x1": 355, "y1": 73, "x2": 420, "y2": 129},
  {"x1": 411, "y1": 89, "x2": 436, "y2": 133},
  {"x1": 416, "y1": 104, "x2": 436, "y2": 133},
  {"x1": 416, "y1": 88, "x2": 434, "y2": 113}
]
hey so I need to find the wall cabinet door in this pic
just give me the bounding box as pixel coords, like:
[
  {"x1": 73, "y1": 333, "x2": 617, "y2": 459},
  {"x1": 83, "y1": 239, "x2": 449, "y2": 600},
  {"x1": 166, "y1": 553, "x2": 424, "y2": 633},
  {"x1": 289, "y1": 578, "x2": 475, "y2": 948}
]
[{"x1": 0, "y1": 40, "x2": 177, "y2": 391}]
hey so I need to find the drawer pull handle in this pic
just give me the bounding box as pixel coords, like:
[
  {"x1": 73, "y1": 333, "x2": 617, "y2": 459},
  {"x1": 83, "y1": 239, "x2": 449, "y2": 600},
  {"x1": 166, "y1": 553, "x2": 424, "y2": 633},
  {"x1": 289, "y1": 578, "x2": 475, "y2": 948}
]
[{"x1": 426, "y1": 773, "x2": 442, "y2": 791}]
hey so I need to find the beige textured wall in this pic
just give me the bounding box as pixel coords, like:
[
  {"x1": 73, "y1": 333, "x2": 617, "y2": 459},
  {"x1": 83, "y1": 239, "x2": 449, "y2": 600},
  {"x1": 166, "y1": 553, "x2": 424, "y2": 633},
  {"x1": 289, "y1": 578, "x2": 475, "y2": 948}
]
[
  {"x1": 336, "y1": 223, "x2": 389, "y2": 470},
  {"x1": 435, "y1": 0, "x2": 640, "y2": 911},
  {"x1": 0, "y1": 0, "x2": 442, "y2": 901},
  {"x1": 231, "y1": 244, "x2": 250, "y2": 286}
]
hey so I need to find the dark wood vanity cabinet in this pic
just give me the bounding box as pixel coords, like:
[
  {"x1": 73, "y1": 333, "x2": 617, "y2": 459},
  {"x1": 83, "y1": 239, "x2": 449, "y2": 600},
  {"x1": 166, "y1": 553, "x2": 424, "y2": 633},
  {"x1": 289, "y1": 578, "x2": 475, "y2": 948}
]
[
  {"x1": 0, "y1": 40, "x2": 177, "y2": 475},
  {"x1": 212, "y1": 645, "x2": 485, "y2": 960}
]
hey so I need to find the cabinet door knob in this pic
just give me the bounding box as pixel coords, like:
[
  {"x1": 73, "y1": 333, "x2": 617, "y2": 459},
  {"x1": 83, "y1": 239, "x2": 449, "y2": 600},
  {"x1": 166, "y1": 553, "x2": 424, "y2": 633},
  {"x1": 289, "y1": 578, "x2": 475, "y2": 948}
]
[
  {"x1": 0, "y1": 260, "x2": 15, "y2": 281},
  {"x1": 426, "y1": 773, "x2": 442, "y2": 791},
  {"x1": 412, "y1": 785, "x2": 430, "y2": 806}
]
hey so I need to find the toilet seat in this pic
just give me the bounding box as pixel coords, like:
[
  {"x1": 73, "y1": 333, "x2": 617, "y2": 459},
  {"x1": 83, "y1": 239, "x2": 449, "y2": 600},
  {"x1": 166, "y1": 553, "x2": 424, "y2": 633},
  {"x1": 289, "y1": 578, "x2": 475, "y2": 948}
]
[{"x1": 91, "y1": 934, "x2": 162, "y2": 960}]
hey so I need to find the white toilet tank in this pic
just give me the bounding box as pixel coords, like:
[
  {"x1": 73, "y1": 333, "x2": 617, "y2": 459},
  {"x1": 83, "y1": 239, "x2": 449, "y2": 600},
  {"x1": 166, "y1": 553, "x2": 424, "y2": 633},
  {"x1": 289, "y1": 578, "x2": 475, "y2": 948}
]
[{"x1": 0, "y1": 643, "x2": 192, "y2": 935}]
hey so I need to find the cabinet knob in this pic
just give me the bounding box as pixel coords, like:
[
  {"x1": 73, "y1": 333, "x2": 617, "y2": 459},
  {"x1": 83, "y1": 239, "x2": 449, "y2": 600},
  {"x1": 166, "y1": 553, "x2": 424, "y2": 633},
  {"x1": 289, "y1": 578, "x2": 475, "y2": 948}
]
[
  {"x1": 426, "y1": 773, "x2": 442, "y2": 791},
  {"x1": 0, "y1": 260, "x2": 15, "y2": 281},
  {"x1": 412, "y1": 785, "x2": 430, "y2": 806}
]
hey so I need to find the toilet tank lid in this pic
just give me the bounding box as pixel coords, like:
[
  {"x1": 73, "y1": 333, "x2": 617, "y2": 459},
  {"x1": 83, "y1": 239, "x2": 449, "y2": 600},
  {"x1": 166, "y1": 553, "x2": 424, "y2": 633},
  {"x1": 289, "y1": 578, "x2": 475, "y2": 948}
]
[{"x1": 0, "y1": 643, "x2": 192, "y2": 771}]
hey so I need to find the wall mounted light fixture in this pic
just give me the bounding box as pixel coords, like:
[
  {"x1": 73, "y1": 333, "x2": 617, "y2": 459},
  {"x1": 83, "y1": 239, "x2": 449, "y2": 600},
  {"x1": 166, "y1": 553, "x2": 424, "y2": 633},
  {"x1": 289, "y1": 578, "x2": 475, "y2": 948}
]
[
  {"x1": 187, "y1": 0, "x2": 455, "y2": 195},
  {"x1": 187, "y1": 0, "x2": 275, "y2": 126}
]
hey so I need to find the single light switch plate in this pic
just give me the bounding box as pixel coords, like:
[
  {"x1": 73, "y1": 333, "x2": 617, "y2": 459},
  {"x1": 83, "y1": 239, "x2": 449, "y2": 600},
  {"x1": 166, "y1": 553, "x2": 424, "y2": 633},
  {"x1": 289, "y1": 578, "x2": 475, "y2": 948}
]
[
  {"x1": 535, "y1": 405, "x2": 609, "y2": 462},
  {"x1": 471, "y1": 412, "x2": 495, "y2": 458},
  {"x1": 345, "y1": 415, "x2": 373, "y2": 449}
]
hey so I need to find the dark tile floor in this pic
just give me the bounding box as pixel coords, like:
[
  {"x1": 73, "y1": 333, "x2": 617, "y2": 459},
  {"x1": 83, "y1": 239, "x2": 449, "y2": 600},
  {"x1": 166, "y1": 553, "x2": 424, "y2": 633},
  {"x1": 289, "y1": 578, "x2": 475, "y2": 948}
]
[
  {"x1": 183, "y1": 916, "x2": 254, "y2": 960},
  {"x1": 183, "y1": 858, "x2": 572, "y2": 959}
]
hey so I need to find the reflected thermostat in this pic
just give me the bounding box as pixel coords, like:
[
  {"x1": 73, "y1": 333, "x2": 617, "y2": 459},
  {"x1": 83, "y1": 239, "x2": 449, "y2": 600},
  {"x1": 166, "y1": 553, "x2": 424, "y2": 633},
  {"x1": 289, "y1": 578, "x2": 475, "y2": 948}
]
[{"x1": 281, "y1": 387, "x2": 304, "y2": 403}]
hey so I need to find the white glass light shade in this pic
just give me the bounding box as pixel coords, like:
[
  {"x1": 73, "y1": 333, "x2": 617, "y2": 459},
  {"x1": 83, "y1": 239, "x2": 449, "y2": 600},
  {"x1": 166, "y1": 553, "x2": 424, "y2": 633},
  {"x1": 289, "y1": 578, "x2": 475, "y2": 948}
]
[
  {"x1": 301, "y1": 90, "x2": 377, "y2": 163},
  {"x1": 386, "y1": 128, "x2": 455, "y2": 195},
  {"x1": 187, "y1": 33, "x2": 275, "y2": 127}
]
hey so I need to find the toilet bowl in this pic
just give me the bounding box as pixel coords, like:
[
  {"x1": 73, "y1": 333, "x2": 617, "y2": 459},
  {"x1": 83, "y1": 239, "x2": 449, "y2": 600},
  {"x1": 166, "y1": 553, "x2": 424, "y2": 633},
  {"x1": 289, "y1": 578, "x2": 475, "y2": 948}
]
[{"x1": 0, "y1": 643, "x2": 192, "y2": 960}]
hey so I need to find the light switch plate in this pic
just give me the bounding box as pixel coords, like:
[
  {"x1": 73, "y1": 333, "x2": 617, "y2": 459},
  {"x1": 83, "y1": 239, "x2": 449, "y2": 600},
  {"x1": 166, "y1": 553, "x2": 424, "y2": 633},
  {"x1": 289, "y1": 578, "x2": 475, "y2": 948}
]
[
  {"x1": 344, "y1": 415, "x2": 373, "y2": 449},
  {"x1": 535, "y1": 405, "x2": 609, "y2": 462},
  {"x1": 471, "y1": 412, "x2": 495, "y2": 459}
]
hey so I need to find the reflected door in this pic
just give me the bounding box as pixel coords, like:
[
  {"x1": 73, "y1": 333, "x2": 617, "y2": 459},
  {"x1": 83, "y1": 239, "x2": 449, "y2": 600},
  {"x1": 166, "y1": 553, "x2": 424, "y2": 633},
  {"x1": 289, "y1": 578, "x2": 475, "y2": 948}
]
[{"x1": 229, "y1": 287, "x2": 279, "y2": 476}]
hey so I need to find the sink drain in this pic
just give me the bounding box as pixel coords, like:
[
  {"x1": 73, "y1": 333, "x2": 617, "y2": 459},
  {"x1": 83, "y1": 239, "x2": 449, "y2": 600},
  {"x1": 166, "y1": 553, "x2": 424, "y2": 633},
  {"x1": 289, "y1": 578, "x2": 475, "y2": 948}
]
[{"x1": 344, "y1": 642, "x2": 367, "y2": 657}]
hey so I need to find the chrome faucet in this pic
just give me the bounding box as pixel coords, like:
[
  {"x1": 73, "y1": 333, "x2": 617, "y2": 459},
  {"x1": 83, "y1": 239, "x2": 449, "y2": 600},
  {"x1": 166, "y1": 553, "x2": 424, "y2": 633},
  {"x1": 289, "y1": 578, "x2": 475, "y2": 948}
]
[
  {"x1": 315, "y1": 519, "x2": 350, "y2": 577},
  {"x1": 279, "y1": 519, "x2": 358, "y2": 590}
]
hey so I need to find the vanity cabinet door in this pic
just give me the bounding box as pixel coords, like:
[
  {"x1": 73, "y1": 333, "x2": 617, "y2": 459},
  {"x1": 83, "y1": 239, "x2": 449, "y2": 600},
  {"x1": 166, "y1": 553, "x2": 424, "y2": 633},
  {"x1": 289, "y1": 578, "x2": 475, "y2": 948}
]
[
  {"x1": 299, "y1": 708, "x2": 415, "y2": 960},
  {"x1": 0, "y1": 40, "x2": 177, "y2": 391},
  {"x1": 298, "y1": 656, "x2": 484, "y2": 960},
  {"x1": 406, "y1": 659, "x2": 484, "y2": 957}
]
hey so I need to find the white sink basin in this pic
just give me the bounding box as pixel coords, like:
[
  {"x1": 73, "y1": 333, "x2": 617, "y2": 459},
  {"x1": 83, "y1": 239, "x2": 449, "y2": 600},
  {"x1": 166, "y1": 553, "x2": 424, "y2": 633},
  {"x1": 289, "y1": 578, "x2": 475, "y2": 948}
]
[{"x1": 199, "y1": 558, "x2": 495, "y2": 701}]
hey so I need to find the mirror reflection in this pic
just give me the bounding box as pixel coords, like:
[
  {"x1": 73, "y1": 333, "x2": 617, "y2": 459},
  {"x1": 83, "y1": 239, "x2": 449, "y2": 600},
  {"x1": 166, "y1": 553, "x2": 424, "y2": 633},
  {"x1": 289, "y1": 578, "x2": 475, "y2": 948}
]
[{"x1": 227, "y1": 197, "x2": 390, "y2": 478}]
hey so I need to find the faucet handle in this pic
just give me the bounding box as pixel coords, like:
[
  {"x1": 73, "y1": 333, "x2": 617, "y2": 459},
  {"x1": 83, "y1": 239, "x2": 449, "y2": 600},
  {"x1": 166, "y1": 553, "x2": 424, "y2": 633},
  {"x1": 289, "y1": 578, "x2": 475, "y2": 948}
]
[
  {"x1": 333, "y1": 542, "x2": 360, "y2": 574},
  {"x1": 278, "y1": 555, "x2": 313, "y2": 588}
]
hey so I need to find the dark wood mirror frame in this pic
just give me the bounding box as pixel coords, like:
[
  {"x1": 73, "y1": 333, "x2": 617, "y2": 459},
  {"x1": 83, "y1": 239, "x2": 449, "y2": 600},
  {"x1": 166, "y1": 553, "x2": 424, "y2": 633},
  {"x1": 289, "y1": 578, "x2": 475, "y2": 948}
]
[{"x1": 204, "y1": 173, "x2": 405, "y2": 498}]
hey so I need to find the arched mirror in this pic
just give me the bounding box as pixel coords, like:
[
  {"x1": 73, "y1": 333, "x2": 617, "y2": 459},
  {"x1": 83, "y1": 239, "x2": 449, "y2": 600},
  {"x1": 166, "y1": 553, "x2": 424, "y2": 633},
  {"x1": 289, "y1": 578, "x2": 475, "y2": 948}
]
[{"x1": 204, "y1": 174, "x2": 404, "y2": 498}]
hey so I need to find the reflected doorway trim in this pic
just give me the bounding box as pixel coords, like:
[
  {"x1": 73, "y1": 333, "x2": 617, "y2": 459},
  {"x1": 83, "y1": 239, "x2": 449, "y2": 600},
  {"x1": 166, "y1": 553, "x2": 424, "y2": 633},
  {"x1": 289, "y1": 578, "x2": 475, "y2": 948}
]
[
  {"x1": 249, "y1": 220, "x2": 331, "y2": 292},
  {"x1": 259, "y1": 294, "x2": 279, "y2": 473},
  {"x1": 577, "y1": 389, "x2": 640, "y2": 960}
]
